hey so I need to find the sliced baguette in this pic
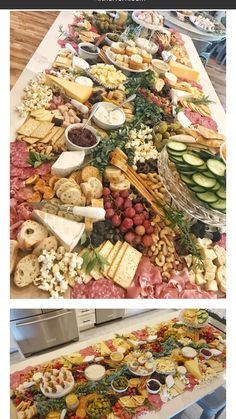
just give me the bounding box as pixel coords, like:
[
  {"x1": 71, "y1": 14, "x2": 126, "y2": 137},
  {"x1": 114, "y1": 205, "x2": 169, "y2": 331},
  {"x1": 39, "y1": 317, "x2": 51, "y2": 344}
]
[
  {"x1": 10, "y1": 240, "x2": 19, "y2": 274},
  {"x1": 14, "y1": 255, "x2": 40, "y2": 287},
  {"x1": 33, "y1": 236, "x2": 58, "y2": 256},
  {"x1": 17, "y1": 220, "x2": 48, "y2": 249}
]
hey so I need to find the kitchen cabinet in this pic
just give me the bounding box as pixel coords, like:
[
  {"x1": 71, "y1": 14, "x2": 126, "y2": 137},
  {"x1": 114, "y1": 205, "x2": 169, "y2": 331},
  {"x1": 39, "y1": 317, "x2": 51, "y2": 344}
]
[{"x1": 76, "y1": 309, "x2": 95, "y2": 331}]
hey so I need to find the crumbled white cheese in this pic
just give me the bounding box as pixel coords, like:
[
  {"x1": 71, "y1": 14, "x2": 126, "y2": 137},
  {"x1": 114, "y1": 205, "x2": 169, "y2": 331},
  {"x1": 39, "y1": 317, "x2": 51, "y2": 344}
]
[
  {"x1": 125, "y1": 124, "x2": 159, "y2": 167},
  {"x1": 34, "y1": 248, "x2": 84, "y2": 298}
]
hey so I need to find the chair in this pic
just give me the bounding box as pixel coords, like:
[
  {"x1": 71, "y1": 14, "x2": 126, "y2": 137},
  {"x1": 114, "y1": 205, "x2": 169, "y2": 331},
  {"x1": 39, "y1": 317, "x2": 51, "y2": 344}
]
[
  {"x1": 197, "y1": 386, "x2": 226, "y2": 419},
  {"x1": 192, "y1": 39, "x2": 213, "y2": 67}
]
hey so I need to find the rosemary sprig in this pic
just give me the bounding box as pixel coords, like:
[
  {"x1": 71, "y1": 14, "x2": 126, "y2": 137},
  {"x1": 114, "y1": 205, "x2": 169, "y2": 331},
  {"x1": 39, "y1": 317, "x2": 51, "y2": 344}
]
[
  {"x1": 186, "y1": 95, "x2": 215, "y2": 105},
  {"x1": 155, "y1": 200, "x2": 203, "y2": 269}
]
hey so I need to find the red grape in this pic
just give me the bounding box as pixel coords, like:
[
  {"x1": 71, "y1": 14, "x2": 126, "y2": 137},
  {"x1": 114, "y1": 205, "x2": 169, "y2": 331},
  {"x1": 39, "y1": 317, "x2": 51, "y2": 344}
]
[
  {"x1": 115, "y1": 196, "x2": 124, "y2": 208},
  {"x1": 143, "y1": 211, "x2": 150, "y2": 219},
  {"x1": 134, "y1": 203, "x2": 144, "y2": 213},
  {"x1": 105, "y1": 208, "x2": 115, "y2": 219},
  {"x1": 124, "y1": 231, "x2": 135, "y2": 244},
  {"x1": 146, "y1": 225, "x2": 154, "y2": 234},
  {"x1": 120, "y1": 190, "x2": 129, "y2": 198},
  {"x1": 122, "y1": 218, "x2": 134, "y2": 229},
  {"x1": 133, "y1": 234, "x2": 142, "y2": 245},
  {"x1": 123, "y1": 198, "x2": 132, "y2": 209},
  {"x1": 112, "y1": 191, "x2": 120, "y2": 198},
  {"x1": 143, "y1": 220, "x2": 151, "y2": 229},
  {"x1": 112, "y1": 214, "x2": 121, "y2": 226},
  {"x1": 133, "y1": 215, "x2": 143, "y2": 226},
  {"x1": 102, "y1": 187, "x2": 110, "y2": 196},
  {"x1": 124, "y1": 207, "x2": 136, "y2": 218},
  {"x1": 135, "y1": 225, "x2": 145, "y2": 236},
  {"x1": 104, "y1": 201, "x2": 113, "y2": 210},
  {"x1": 142, "y1": 235, "x2": 153, "y2": 247}
]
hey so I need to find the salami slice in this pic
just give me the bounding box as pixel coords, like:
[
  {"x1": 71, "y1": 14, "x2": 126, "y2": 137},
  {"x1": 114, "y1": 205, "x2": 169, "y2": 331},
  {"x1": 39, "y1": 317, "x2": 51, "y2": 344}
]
[
  {"x1": 89, "y1": 278, "x2": 126, "y2": 299},
  {"x1": 10, "y1": 166, "x2": 24, "y2": 178},
  {"x1": 147, "y1": 394, "x2": 163, "y2": 410},
  {"x1": 71, "y1": 283, "x2": 89, "y2": 299},
  {"x1": 14, "y1": 187, "x2": 33, "y2": 202},
  {"x1": 11, "y1": 151, "x2": 31, "y2": 168},
  {"x1": 35, "y1": 162, "x2": 52, "y2": 175}
]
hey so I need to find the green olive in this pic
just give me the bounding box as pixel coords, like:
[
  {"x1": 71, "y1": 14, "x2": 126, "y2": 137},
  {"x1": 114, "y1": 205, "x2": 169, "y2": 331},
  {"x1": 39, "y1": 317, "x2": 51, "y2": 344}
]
[
  {"x1": 163, "y1": 131, "x2": 170, "y2": 139},
  {"x1": 169, "y1": 122, "x2": 181, "y2": 131},
  {"x1": 157, "y1": 121, "x2": 168, "y2": 134}
]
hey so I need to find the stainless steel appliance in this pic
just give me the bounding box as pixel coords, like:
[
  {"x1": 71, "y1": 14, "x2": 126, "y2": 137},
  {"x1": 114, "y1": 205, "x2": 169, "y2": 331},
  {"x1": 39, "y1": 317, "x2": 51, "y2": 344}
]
[
  {"x1": 10, "y1": 309, "x2": 79, "y2": 357},
  {"x1": 95, "y1": 309, "x2": 125, "y2": 324}
]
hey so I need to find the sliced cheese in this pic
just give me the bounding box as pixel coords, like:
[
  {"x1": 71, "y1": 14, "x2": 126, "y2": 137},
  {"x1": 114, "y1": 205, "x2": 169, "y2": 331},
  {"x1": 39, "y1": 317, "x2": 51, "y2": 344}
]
[
  {"x1": 100, "y1": 341, "x2": 112, "y2": 356},
  {"x1": 103, "y1": 240, "x2": 122, "y2": 277},
  {"x1": 108, "y1": 242, "x2": 129, "y2": 279},
  {"x1": 90, "y1": 240, "x2": 114, "y2": 280},
  {"x1": 169, "y1": 60, "x2": 199, "y2": 82},
  {"x1": 32, "y1": 210, "x2": 85, "y2": 251},
  {"x1": 51, "y1": 151, "x2": 85, "y2": 177},
  {"x1": 45, "y1": 74, "x2": 92, "y2": 103},
  {"x1": 184, "y1": 359, "x2": 202, "y2": 380},
  {"x1": 113, "y1": 244, "x2": 142, "y2": 288}
]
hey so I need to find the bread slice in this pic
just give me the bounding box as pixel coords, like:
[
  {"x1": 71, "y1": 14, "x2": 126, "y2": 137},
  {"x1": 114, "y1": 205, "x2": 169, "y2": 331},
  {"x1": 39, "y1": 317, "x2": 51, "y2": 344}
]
[
  {"x1": 10, "y1": 240, "x2": 19, "y2": 274},
  {"x1": 17, "y1": 220, "x2": 48, "y2": 249},
  {"x1": 14, "y1": 255, "x2": 40, "y2": 287},
  {"x1": 33, "y1": 236, "x2": 58, "y2": 256},
  {"x1": 108, "y1": 242, "x2": 129, "y2": 279},
  {"x1": 113, "y1": 244, "x2": 142, "y2": 288}
]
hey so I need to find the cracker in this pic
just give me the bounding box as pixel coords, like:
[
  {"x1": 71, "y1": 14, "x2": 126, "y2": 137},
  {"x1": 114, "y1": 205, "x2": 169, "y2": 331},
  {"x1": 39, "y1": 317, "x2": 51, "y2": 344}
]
[
  {"x1": 31, "y1": 121, "x2": 54, "y2": 139},
  {"x1": 50, "y1": 127, "x2": 65, "y2": 144},
  {"x1": 19, "y1": 136, "x2": 40, "y2": 144},
  {"x1": 40, "y1": 126, "x2": 60, "y2": 143},
  {"x1": 113, "y1": 244, "x2": 142, "y2": 288},
  {"x1": 17, "y1": 118, "x2": 41, "y2": 136},
  {"x1": 54, "y1": 132, "x2": 65, "y2": 146}
]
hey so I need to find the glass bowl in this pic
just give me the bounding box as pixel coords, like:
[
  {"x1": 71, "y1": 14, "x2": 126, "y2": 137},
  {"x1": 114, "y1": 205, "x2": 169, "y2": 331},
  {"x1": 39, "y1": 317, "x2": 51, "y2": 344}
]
[{"x1": 158, "y1": 146, "x2": 226, "y2": 228}]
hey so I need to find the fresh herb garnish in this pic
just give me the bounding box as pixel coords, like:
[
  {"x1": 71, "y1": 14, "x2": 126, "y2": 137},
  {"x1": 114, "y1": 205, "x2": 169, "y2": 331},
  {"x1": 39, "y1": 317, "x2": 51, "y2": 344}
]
[
  {"x1": 80, "y1": 233, "x2": 110, "y2": 274},
  {"x1": 132, "y1": 93, "x2": 163, "y2": 128},
  {"x1": 186, "y1": 95, "x2": 215, "y2": 105},
  {"x1": 125, "y1": 70, "x2": 156, "y2": 96},
  {"x1": 27, "y1": 151, "x2": 53, "y2": 168}
]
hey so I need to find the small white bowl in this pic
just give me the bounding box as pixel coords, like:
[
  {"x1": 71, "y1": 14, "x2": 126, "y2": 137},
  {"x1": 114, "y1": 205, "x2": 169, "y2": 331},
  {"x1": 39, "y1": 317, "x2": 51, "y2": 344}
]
[
  {"x1": 146, "y1": 379, "x2": 161, "y2": 394},
  {"x1": 147, "y1": 335, "x2": 157, "y2": 343},
  {"x1": 200, "y1": 348, "x2": 213, "y2": 360},
  {"x1": 152, "y1": 59, "x2": 170, "y2": 75},
  {"x1": 92, "y1": 102, "x2": 126, "y2": 130},
  {"x1": 181, "y1": 346, "x2": 197, "y2": 359},
  {"x1": 78, "y1": 42, "x2": 100, "y2": 61},
  {"x1": 111, "y1": 377, "x2": 129, "y2": 393},
  {"x1": 105, "y1": 33, "x2": 120, "y2": 46},
  {"x1": 65, "y1": 123, "x2": 100, "y2": 154}
]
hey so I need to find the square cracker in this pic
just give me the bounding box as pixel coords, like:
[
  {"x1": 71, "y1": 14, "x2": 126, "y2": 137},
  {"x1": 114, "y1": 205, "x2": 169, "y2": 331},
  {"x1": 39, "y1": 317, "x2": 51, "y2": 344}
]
[
  {"x1": 31, "y1": 121, "x2": 54, "y2": 139},
  {"x1": 40, "y1": 126, "x2": 61, "y2": 144},
  {"x1": 17, "y1": 118, "x2": 41, "y2": 136}
]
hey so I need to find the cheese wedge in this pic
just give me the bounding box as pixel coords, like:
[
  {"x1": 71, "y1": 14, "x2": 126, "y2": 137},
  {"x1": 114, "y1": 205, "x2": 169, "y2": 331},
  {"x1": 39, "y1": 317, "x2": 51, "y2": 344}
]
[
  {"x1": 32, "y1": 210, "x2": 85, "y2": 251},
  {"x1": 100, "y1": 341, "x2": 112, "y2": 356},
  {"x1": 169, "y1": 60, "x2": 199, "y2": 82},
  {"x1": 90, "y1": 240, "x2": 114, "y2": 280},
  {"x1": 113, "y1": 244, "x2": 142, "y2": 288},
  {"x1": 51, "y1": 151, "x2": 85, "y2": 177},
  {"x1": 108, "y1": 242, "x2": 129, "y2": 279},
  {"x1": 45, "y1": 74, "x2": 92, "y2": 103},
  {"x1": 184, "y1": 359, "x2": 202, "y2": 380}
]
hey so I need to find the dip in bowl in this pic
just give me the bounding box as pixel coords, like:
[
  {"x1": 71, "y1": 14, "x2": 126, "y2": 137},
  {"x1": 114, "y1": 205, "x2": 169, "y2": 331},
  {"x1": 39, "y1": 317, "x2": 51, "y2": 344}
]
[
  {"x1": 92, "y1": 102, "x2": 126, "y2": 130},
  {"x1": 65, "y1": 123, "x2": 99, "y2": 153}
]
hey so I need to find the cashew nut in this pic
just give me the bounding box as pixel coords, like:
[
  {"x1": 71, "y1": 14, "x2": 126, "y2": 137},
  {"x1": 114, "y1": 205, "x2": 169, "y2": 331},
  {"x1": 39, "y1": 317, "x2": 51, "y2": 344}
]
[
  {"x1": 157, "y1": 240, "x2": 165, "y2": 250},
  {"x1": 167, "y1": 245, "x2": 175, "y2": 254},
  {"x1": 155, "y1": 254, "x2": 165, "y2": 267},
  {"x1": 161, "y1": 235, "x2": 172, "y2": 247},
  {"x1": 163, "y1": 262, "x2": 173, "y2": 272},
  {"x1": 166, "y1": 255, "x2": 175, "y2": 263},
  {"x1": 162, "y1": 272, "x2": 171, "y2": 280}
]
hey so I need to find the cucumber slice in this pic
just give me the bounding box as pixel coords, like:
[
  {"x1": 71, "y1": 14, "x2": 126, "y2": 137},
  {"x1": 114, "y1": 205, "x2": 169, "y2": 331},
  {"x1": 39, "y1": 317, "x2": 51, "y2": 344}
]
[
  {"x1": 209, "y1": 199, "x2": 226, "y2": 211},
  {"x1": 167, "y1": 142, "x2": 187, "y2": 152},
  {"x1": 180, "y1": 174, "x2": 195, "y2": 186},
  {"x1": 178, "y1": 169, "x2": 196, "y2": 175},
  {"x1": 196, "y1": 191, "x2": 218, "y2": 203},
  {"x1": 169, "y1": 155, "x2": 184, "y2": 163},
  {"x1": 196, "y1": 163, "x2": 208, "y2": 171},
  {"x1": 189, "y1": 185, "x2": 205, "y2": 193},
  {"x1": 176, "y1": 163, "x2": 194, "y2": 170},
  {"x1": 202, "y1": 170, "x2": 215, "y2": 179},
  {"x1": 216, "y1": 186, "x2": 226, "y2": 199},
  {"x1": 167, "y1": 149, "x2": 185, "y2": 157},
  {"x1": 212, "y1": 181, "x2": 221, "y2": 191},
  {"x1": 207, "y1": 159, "x2": 226, "y2": 177},
  {"x1": 198, "y1": 318, "x2": 206, "y2": 324},
  {"x1": 182, "y1": 153, "x2": 205, "y2": 167},
  {"x1": 192, "y1": 173, "x2": 216, "y2": 189}
]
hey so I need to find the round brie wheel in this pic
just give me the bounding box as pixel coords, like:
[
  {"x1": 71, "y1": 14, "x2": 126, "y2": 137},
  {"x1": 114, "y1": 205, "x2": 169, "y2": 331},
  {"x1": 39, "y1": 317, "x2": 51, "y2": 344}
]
[
  {"x1": 84, "y1": 364, "x2": 106, "y2": 381},
  {"x1": 75, "y1": 76, "x2": 93, "y2": 87}
]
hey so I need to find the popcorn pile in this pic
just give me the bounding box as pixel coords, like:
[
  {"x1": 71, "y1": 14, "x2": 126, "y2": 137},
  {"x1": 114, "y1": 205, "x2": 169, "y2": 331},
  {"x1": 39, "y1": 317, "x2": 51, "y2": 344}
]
[
  {"x1": 34, "y1": 248, "x2": 85, "y2": 298},
  {"x1": 125, "y1": 124, "x2": 159, "y2": 168},
  {"x1": 17, "y1": 74, "x2": 53, "y2": 117}
]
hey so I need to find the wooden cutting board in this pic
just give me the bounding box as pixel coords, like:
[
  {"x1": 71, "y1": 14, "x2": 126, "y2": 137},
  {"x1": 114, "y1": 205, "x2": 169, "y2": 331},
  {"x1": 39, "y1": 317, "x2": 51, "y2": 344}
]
[{"x1": 10, "y1": 278, "x2": 71, "y2": 299}]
